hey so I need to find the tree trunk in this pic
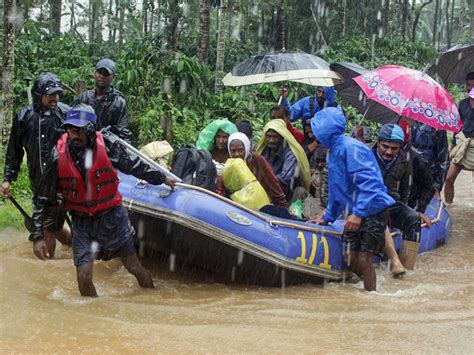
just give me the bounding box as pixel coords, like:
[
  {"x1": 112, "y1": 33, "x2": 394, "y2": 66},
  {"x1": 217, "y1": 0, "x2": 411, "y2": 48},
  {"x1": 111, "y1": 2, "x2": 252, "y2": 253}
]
[
  {"x1": 470, "y1": 0, "x2": 474, "y2": 44},
  {"x1": 214, "y1": 0, "x2": 228, "y2": 94},
  {"x1": 70, "y1": 0, "x2": 75, "y2": 30},
  {"x1": 118, "y1": 1, "x2": 125, "y2": 49},
  {"x1": 445, "y1": 0, "x2": 451, "y2": 48},
  {"x1": 166, "y1": 0, "x2": 180, "y2": 50},
  {"x1": 276, "y1": 1, "x2": 286, "y2": 50},
  {"x1": 432, "y1": 0, "x2": 439, "y2": 46},
  {"x1": 107, "y1": 0, "x2": 113, "y2": 41},
  {"x1": 49, "y1": 0, "x2": 62, "y2": 35},
  {"x1": 401, "y1": 0, "x2": 409, "y2": 39},
  {"x1": 112, "y1": 0, "x2": 119, "y2": 43},
  {"x1": 143, "y1": 0, "x2": 148, "y2": 35},
  {"x1": 412, "y1": 0, "x2": 432, "y2": 41},
  {"x1": 382, "y1": 0, "x2": 390, "y2": 36},
  {"x1": 197, "y1": 0, "x2": 210, "y2": 65},
  {"x1": 2, "y1": 0, "x2": 16, "y2": 147},
  {"x1": 341, "y1": 0, "x2": 347, "y2": 38},
  {"x1": 89, "y1": 0, "x2": 96, "y2": 43},
  {"x1": 240, "y1": 1, "x2": 249, "y2": 44}
]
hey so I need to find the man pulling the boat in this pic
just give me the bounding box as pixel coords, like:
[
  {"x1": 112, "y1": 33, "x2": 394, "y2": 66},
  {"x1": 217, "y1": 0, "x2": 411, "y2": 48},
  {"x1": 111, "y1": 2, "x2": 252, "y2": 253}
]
[
  {"x1": 310, "y1": 108, "x2": 395, "y2": 291},
  {"x1": 30, "y1": 104, "x2": 177, "y2": 297}
]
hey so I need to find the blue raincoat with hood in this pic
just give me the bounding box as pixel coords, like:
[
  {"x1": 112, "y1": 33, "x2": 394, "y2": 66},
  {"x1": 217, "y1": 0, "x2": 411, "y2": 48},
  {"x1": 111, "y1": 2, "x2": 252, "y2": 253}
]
[
  {"x1": 282, "y1": 86, "x2": 339, "y2": 127},
  {"x1": 311, "y1": 108, "x2": 395, "y2": 223}
]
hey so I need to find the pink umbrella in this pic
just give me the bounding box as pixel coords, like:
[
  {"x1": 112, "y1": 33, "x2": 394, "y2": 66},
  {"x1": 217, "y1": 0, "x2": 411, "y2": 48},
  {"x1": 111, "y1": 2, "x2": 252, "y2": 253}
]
[{"x1": 353, "y1": 65, "x2": 462, "y2": 133}]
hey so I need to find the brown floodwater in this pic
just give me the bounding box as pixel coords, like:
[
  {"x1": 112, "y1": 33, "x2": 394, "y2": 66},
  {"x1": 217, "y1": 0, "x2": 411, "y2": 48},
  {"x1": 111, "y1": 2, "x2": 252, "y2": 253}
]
[{"x1": 1, "y1": 172, "x2": 473, "y2": 353}]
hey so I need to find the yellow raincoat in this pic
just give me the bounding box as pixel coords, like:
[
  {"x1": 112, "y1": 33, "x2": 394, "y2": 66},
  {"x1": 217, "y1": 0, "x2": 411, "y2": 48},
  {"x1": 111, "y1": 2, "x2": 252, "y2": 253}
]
[
  {"x1": 222, "y1": 158, "x2": 270, "y2": 210},
  {"x1": 255, "y1": 119, "x2": 311, "y2": 190}
]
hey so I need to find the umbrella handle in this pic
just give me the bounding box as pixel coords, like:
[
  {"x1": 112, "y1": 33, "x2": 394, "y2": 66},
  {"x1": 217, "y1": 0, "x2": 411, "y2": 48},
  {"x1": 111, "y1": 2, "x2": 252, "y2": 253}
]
[{"x1": 358, "y1": 102, "x2": 372, "y2": 125}]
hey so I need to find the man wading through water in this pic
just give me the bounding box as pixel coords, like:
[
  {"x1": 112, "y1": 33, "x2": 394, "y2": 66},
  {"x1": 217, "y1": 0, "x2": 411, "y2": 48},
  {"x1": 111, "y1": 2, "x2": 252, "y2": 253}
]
[
  {"x1": 310, "y1": 108, "x2": 395, "y2": 291},
  {"x1": 30, "y1": 105, "x2": 176, "y2": 297}
]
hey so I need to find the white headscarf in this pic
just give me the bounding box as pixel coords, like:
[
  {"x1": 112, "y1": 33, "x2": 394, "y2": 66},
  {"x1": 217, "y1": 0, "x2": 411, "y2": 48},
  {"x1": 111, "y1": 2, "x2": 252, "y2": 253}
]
[{"x1": 227, "y1": 132, "x2": 251, "y2": 160}]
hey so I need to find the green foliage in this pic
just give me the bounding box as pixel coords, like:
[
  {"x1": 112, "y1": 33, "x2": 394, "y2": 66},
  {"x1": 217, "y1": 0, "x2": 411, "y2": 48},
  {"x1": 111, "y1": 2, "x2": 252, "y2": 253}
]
[
  {"x1": 0, "y1": 147, "x2": 32, "y2": 230},
  {"x1": 324, "y1": 35, "x2": 438, "y2": 70}
]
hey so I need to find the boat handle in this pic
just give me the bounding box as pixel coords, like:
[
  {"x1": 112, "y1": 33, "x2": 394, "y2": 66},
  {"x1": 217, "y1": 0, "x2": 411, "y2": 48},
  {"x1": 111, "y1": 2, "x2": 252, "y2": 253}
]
[{"x1": 135, "y1": 179, "x2": 148, "y2": 189}]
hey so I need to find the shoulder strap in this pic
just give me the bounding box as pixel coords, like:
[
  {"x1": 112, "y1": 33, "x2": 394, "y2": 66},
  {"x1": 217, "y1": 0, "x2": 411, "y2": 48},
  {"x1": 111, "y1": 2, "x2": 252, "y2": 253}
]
[{"x1": 188, "y1": 147, "x2": 200, "y2": 182}]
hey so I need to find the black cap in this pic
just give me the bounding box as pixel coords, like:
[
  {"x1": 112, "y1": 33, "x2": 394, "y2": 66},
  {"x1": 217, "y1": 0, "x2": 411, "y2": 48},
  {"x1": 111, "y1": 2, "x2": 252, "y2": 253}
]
[{"x1": 95, "y1": 58, "x2": 116, "y2": 75}]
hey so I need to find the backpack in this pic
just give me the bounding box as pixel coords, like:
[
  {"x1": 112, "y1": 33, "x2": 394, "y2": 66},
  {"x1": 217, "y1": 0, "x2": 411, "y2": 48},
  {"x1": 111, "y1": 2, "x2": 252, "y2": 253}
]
[{"x1": 171, "y1": 145, "x2": 217, "y2": 191}]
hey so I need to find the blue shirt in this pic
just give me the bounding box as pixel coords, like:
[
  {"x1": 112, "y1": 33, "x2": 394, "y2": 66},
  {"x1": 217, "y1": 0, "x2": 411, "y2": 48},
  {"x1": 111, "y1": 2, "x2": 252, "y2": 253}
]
[{"x1": 261, "y1": 144, "x2": 297, "y2": 191}]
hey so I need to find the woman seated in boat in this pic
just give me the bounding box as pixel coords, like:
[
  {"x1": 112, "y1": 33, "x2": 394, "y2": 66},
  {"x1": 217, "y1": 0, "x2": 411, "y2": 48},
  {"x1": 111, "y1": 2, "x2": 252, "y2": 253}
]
[
  {"x1": 221, "y1": 153, "x2": 299, "y2": 219},
  {"x1": 227, "y1": 132, "x2": 288, "y2": 208},
  {"x1": 196, "y1": 119, "x2": 238, "y2": 176}
]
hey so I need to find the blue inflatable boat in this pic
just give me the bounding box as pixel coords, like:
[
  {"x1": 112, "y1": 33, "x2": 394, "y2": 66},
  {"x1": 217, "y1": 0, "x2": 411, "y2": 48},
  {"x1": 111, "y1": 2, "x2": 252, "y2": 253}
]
[{"x1": 118, "y1": 172, "x2": 451, "y2": 285}]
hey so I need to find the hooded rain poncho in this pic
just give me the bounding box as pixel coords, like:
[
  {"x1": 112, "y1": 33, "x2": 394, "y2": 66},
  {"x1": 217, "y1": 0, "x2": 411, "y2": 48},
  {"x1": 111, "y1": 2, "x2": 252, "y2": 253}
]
[
  {"x1": 256, "y1": 119, "x2": 311, "y2": 190},
  {"x1": 196, "y1": 119, "x2": 238, "y2": 151},
  {"x1": 311, "y1": 108, "x2": 395, "y2": 223}
]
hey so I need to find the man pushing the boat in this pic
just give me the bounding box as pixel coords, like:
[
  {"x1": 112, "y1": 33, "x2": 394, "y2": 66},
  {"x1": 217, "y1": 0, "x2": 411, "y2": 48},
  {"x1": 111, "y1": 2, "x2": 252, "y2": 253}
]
[
  {"x1": 30, "y1": 104, "x2": 177, "y2": 297},
  {"x1": 310, "y1": 108, "x2": 395, "y2": 291}
]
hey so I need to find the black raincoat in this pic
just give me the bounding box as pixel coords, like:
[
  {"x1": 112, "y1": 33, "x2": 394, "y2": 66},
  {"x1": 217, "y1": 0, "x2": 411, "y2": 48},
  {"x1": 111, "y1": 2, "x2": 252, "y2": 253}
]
[
  {"x1": 3, "y1": 72, "x2": 70, "y2": 193},
  {"x1": 411, "y1": 125, "x2": 449, "y2": 192},
  {"x1": 408, "y1": 148, "x2": 435, "y2": 213},
  {"x1": 72, "y1": 87, "x2": 131, "y2": 142}
]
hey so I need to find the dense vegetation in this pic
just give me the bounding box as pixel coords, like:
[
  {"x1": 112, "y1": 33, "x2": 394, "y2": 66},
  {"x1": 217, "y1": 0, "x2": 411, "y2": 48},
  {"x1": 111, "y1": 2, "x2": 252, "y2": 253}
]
[{"x1": 1, "y1": 0, "x2": 472, "y2": 229}]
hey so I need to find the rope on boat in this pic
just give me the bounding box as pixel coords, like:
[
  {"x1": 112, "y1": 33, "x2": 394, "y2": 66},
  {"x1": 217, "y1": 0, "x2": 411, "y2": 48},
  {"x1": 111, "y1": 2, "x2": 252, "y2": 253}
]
[{"x1": 174, "y1": 182, "x2": 445, "y2": 237}]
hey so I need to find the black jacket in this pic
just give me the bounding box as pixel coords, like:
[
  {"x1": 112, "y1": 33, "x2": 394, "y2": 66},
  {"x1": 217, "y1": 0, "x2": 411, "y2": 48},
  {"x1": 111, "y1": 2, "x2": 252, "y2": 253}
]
[
  {"x1": 72, "y1": 87, "x2": 131, "y2": 142},
  {"x1": 411, "y1": 125, "x2": 449, "y2": 192},
  {"x1": 373, "y1": 145, "x2": 412, "y2": 204},
  {"x1": 2, "y1": 102, "x2": 70, "y2": 193},
  {"x1": 458, "y1": 97, "x2": 474, "y2": 138},
  {"x1": 408, "y1": 148, "x2": 435, "y2": 213},
  {"x1": 30, "y1": 129, "x2": 167, "y2": 241}
]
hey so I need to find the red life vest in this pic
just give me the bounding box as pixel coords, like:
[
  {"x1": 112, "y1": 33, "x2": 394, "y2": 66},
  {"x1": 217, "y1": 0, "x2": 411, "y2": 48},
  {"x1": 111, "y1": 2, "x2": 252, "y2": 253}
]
[{"x1": 57, "y1": 132, "x2": 122, "y2": 216}]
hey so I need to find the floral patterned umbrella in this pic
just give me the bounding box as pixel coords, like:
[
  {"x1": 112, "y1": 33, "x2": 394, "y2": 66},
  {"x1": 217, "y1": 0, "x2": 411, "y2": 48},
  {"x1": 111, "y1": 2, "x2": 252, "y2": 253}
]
[{"x1": 353, "y1": 65, "x2": 462, "y2": 133}]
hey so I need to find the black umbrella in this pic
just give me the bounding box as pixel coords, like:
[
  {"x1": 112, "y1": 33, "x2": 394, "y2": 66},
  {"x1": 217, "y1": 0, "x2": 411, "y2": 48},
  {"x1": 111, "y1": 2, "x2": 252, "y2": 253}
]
[
  {"x1": 429, "y1": 44, "x2": 474, "y2": 85},
  {"x1": 222, "y1": 50, "x2": 342, "y2": 87}
]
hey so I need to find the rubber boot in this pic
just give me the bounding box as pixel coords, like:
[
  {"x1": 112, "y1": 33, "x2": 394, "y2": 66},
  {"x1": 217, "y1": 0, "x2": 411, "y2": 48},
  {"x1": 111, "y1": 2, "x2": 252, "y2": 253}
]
[
  {"x1": 399, "y1": 240, "x2": 420, "y2": 271},
  {"x1": 384, "y1": 229, "x2": 406, "y2": 277}
]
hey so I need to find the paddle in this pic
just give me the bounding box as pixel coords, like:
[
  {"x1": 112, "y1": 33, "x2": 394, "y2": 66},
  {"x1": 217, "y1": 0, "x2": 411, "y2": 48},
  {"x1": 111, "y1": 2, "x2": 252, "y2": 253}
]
[{"x1": 7, "y1": 195, "x2": 33, "y2": 233}]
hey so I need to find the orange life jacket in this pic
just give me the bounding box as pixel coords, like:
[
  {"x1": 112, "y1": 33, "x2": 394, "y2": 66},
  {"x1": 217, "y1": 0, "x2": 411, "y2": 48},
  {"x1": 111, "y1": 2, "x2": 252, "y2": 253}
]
[{"x1": 56, "y1": 132, "x2": 122, "y2": 216}]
